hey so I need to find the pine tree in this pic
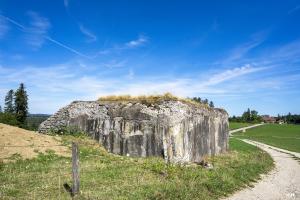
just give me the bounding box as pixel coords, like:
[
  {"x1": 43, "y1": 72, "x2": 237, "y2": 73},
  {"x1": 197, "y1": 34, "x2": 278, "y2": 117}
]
[
  {"x1": 14, "y1": 83, "x2": 28, "y2": 125},
  {"x1": 209, "y1": 101, "x2": 214, "y2": 108},
  {"x1": 4, "y1": 89, "x2": 14, "y2": 113},
  {"x1": 0, "y1": 105, "x2": 2, "y2": 113}
]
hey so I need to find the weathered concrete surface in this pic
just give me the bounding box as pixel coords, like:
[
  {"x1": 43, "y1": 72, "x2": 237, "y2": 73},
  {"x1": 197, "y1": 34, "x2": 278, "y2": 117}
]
[{"x1": 39, "y1": 100, "x2": 229, "y2": 163}]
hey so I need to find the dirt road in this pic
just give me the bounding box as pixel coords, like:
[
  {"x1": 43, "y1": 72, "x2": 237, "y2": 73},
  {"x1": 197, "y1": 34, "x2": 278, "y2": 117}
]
[
  {"x1": 226, "y1": 139, "x2": 300, "y2": 200},
  {"x1": 229, "y1": 123, "x2": 264, "y2": 135}
]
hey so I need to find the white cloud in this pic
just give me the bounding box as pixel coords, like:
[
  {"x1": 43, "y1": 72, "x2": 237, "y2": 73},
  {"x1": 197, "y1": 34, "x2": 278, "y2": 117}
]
[
  {"x1": 25, "y1": 11, "x2": 51, "y2": 48},
  {"x1": 0, "y1": 61, "x2": 271, "y2": 113},
  {"x1": 204, "y1": 64, "x2": 266, "y2": 86},
  {"x1": 85, "y1": 34, "x2": 150, "y2": 58},
  {"x1": 79, "y1": 24, "x2": 97, "y2": 42},
  {"x1": 126, "y1": 35, "x2": 148, "y2": 48},
  {"x1": 0, "y1": 16, "x2": 9, "y2": 38}
]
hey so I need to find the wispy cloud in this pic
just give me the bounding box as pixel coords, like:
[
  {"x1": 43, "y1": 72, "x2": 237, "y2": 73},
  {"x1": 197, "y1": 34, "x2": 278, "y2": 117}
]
[
  {"x1": 125, "y1": 35, "x2": 148, "y2": 48},
  {"x1": 211, "y1": 19, "x2": 219, "y2": 31},
  {"x1": 1, "y1": 14, "x2": 148, "y2": 58},
  {"x1": 0, "y1": 16, "x2": 9, "y2": 39},
  {"x1": 288, "y1": 5, "x2": 300, "y2": 15},
  {"x1": 1, "y1": 13, "x2": 89, "y2": 58},
  {"x1": 0, "y1": 60, "x2": 275, "y2": 113},
  {"x1": 220, "y1": 31, "x2": 268, "y2": 64},
  {"x1": 79, "y1": 24, "x2": 97, "y2": 42},
  {"x1": 91, "y1": 35, "x2": 149, "y2": 58},
  {"x1": 25, "y1": 11, "x2": 50, "y2": 48},
  {"x1": 270, "y1": 39, "x2": 300, "y2": 62},
  {"x1": 125, "y1": 69, "x2": 135, "y2": 79},
  {"x1": 103, "y1": 59, "x2": 127, "y2": 68},
  {"x1": 64, "y1": 0, "x2": 69, "y2": 8},
  {"x1": 204, "y1": 64, "x2": 267, "y2": 86}
]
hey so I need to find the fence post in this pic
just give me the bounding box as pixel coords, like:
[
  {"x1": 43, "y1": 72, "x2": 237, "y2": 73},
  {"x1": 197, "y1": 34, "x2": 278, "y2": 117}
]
[{"x1": 72, "y1": 142, "x2": 80, "y2": 196}]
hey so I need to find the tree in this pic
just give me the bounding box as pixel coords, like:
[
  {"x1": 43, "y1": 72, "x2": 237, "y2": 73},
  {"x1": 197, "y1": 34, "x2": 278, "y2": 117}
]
[
  {"x1": 4, "y1": 89, "x2": 14, "y2": 113},
  {"x1": 0, "y1": 105, "x2": 2, "y2": 113},
  {"x1": 0, "y1": 112, "x2": 18, "y2": 126},
  {"x1": 14, "y1": 83, "x2": 28, "y2": 125},
  {"x1": 192, "y1": 97, "x2": 201, "y2": 103},
  {"x1": 250, "y1": 110, "x2": 258, "y2": 121},
  {"x1": 203, "y1": 98, "x2": 208, "y2": 105},
  {"x1": 242, "y1": 108, "x2": 251, "y2": 122},
  {"x1": 209, "y1": 101, "x2": 214, "y2": 108},
  {"x1": 287, "y1": 112, "x2": 292, "y2": 122}
]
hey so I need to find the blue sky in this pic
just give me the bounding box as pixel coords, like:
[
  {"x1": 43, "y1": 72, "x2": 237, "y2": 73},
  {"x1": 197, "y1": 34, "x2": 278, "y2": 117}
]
[{"x1": 0, "y1": 0, "x2": 300, "y2": 116}]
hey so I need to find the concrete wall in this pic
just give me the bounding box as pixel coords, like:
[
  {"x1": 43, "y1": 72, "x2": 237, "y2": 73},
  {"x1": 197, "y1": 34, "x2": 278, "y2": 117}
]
[{"x1": 39, "y1": 100, "x2": 229, "y2": 163}]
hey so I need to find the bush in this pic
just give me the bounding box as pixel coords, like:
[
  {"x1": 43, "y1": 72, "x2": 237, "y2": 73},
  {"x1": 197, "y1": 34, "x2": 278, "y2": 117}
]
[
  {"x1": 49, "y1": 126, "x2": 86, "y2": 136},
  {"x1": 0, "y1": 113, "x2": 19, "y2": 126}
]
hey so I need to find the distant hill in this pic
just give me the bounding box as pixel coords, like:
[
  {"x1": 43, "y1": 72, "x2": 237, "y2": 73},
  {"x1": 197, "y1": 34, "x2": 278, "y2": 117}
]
[
  {"x1": 26, "y1": 113, "x2": 51, "y2": 131},
  {"x1": 28, "y1": 114, "x2": 51, "y2": 117}
]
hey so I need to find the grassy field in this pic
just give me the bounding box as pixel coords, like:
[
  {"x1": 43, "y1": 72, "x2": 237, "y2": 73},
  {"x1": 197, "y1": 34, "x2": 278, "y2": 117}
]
[
  {"x1": 234, "y1": 124, "x2": 300, "y2": 153},
  {"x1": 229, "y1": 122, "x2": 252, "y2": 130},
  {"x1": 0, "y1": 134, "x2": 273, "y2": 200}
]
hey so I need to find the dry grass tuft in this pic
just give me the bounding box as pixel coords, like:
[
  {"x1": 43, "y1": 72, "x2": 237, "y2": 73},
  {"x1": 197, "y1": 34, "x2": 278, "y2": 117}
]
[{"x1": 98, "y1": 92, "x2": 210, "y2": 108}]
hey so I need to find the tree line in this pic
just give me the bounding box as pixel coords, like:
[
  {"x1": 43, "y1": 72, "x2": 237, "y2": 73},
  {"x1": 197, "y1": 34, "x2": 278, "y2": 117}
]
[
  {"x1": 190, "y1": 97, "x2": 215, "y2": 108},
  {"x1": 0, "y1": 83, "x2": 28, "y2": 127},
  {"x1": 229, "y1": 108, "x2": 262, "y2": 123},
  {"x1": 229, "y1": 109, "x2": 300, "y2": 124},
  {"x1": 277, "y1": 113, "x2": 300, "y2": 124}
]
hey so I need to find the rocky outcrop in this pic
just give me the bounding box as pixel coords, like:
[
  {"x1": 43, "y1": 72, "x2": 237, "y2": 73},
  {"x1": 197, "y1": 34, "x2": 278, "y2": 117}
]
[{"x1": 39, "y1": 100, "x2": 229, "y2": 163}]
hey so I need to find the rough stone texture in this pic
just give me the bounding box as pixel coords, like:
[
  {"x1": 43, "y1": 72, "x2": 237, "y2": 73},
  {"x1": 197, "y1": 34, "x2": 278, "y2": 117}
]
[{"x1": 39, "y1": 100, "x2": 229, "y2": 163}]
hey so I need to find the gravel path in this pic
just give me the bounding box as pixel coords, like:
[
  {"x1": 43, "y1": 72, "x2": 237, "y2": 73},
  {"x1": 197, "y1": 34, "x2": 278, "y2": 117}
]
[
  {"x1": 229, "y1": 123, "x2": 264, "y2": 135},
  {"x1": 226, "y1": 139, "x2": 300, "y2": 200}
]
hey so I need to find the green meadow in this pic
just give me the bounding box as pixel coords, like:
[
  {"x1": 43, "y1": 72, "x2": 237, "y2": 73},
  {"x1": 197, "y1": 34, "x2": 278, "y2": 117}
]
[
  {"x1": 234, "y1": 124, "x2": 300, "y2": 153},
  {"x1": 229, "y1": 122, "x2": 253, "y2": 130},
  {"x1": 0, "y1": 135, "x2": 273, "y2": 200}
]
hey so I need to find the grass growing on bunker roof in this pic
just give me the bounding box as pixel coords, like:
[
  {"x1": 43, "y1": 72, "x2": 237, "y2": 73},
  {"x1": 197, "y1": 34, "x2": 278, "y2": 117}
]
[
  {"x1": 0, "y1": 134, "x2": 273, "y2": 200},
  {"x1": 98, "y1": 92, "x2": 213, "y2": 109}
]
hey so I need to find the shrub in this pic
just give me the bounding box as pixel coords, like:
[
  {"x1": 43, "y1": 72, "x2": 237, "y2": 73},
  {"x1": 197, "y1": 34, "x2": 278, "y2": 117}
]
[
  {"x1": 48, "y1": 125, "x2": 86, "y2": 136},
  {"x1": 0, "y1": 113, "x2": 19, "y2": 126}
]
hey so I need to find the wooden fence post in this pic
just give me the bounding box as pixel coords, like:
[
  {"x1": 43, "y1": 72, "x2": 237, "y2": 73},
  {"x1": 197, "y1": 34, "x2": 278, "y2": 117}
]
[{"x1": 72, "y1": 142, "x2": 80, "y2": 196}]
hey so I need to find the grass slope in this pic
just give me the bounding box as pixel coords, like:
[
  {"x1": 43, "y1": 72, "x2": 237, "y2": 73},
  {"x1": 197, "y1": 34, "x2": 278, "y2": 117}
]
[
  {"x1": 234, "y1": 124, "x2": 300, "y2": 153},
  {"x1": 229, "y1": 122, "x2": 252, "y2": 130},
  {"x1": 0, "y1": 135, "x2": 273, "y2": 200}
]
